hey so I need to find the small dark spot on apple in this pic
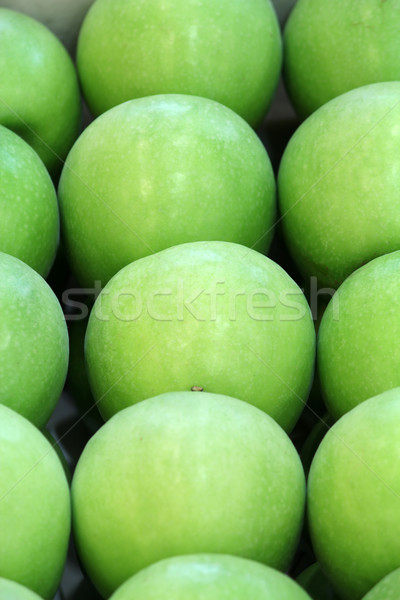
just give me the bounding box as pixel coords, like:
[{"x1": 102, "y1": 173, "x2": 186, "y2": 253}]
[{"x1": 191, "y1": 386, "x2": 204, "y2": 392}]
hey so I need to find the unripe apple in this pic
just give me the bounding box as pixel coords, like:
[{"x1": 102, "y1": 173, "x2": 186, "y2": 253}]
[
  {"x1": 77, "y1": 0, "x2": 282, "y2": 126},
  {"x1": 0, "y1": 578, "x2": 44, "y2": 600},
  {"x1": 110, "y1": 555, "x2": 312, "y2": 600},
  {"x1": 362, "y1": 568, "x2": 400, "y2": 600},
  {"x1": 72, "y1": 392, "x2": 306, "y2": 597}
]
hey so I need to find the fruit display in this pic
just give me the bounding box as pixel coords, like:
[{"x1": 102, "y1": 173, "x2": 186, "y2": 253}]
[{"x1": 1, "y1": 1, "x2": 400, "y2": 599}]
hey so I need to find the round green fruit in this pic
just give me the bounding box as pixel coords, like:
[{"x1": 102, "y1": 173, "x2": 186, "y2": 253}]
[
  {"x1": 0, "y1": 578, "x2": 44, "y2": 600},
  {"x1": 278, "y1": 82, "x2": 400, "y2": 289},
  {"x1": 77, "y1": 0, "x2": 282, "y2": 126},
  {"x1": 85, "y1": 241, "x2": 315, "y2": 430},
  {"x1": 318, "y1": 251, "x2": 400, "y2": 420},
  {"x1": 283, "y1": 0, "x2": 400, "y2": 118},
  {"x1": 0, "y1": 126, "x2": 58, "y2": 277},
  {"x1": 59, "y1": 94, "x2": 276, "y2": 287},
  {"x1": 363, "y1": 568, "x2": 400, "y2": 600},
  {"x1": 296, "y1": 563, "x2": 339, "y2": 600},
  {"x1": 110, "y1": 555, "x2": 312, "y2": 600},
  {"x1": 0, "y1": 405, "x2": 70, "y2": 599},
  {"x1": 0, "y1": 252, "x2": 69, "y2": 427},
  {"x1": 308, "y1": 387, "x2": 400, "y2": 599},
  {"x1": 0, "y1": 8, "x2": 81, "y2": 175},
  {"x1": 72, "y1": 392, "x2": 306, "y2": 597}
]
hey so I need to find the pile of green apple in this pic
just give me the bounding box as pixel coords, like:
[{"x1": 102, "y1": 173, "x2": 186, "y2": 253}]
[{"x1": 1, "y1": 0, "x2": 400, "y2": 599}]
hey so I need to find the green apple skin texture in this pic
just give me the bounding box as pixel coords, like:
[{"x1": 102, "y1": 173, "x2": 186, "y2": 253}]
[
  {"x1": 318, "y1": 251, "x2": 400, "y2": 420},
  {"x1": 59, "y1": 94, "x2": 276, "y2": 287},
  {"x1": 0, "y1": 8, "x2": 81, "y2": 175},
  {"x1": 0, "y1": 578, "x2": 44, "y2": 600},
  {"x1": 110, "y1": 555, "x2": 312, "y2": 600},
  {"x1": 0, "y1": 405, "x2": 70, "y2": 600},
  {"x1": 85, "y1": 241, "x2": 315, "y2": 431},
  {"x1": 0, "y1": 253, "x2": 69, "y2": 428},
  {"x1": 278, "y1": 82, "x2": 400, "y2": 289},
  {"x1": 363, "y1": 568, "x2": 400, "y2": 600},
  {"x1": 296, "y1": 563, "x2": 339, "y2": 600},
  {"x1": 72, "y1": 392, "x2": 306, "y2": 597},
  {"x1": 283, "y1": 0, "x2": 400, "y2": 118},
  {"x1": 308, "y1": 388, "x2": 400, "y2": 600},
  {"x1": 0, "y1": 126, "x2": 58, "y2": 277},
  {"x1": 77, "y1": 0, "x2": 282, "y2": 126}
]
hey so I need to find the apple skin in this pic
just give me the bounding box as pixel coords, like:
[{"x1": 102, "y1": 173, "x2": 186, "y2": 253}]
[
  {"x1": 59, "y1": 94, "x2": 276, "y2": 287},
  {"x1": 76, "y1": 0, "x2": 282, "y2": 126},
  {"x1": 278, "y1": 82, "x2": 400, "y2": 289},
  {"x1": 0, "y1": 404, "x2": 70, "y2": 599},
  {"x1": 0, "y1": 8, "x2": 81, "y2": 175},
  {"x1": 0, "y1": 0, "x2": 95, "y2": 52},
  {"x1": 72, "y1": 392, "x2": 306, "y2": 597},
  {"x1": 318, "y1": 251, "x2": 400, "y2": 420},
  {"x1": 296, "y1": 563, "x2": 339, "y2": 600},
  {"x1": 0, "y1": 126, "x2": 58, "y2": 277},
  {"x1": 0, "y1": 578, "x2": 44, "y2": 600},
  {"x1": 283, "y1": 0, "x2": 400, "y2": 118},
  {"x1": 308, "y1": 387, "x2": 400, "y2": 599},
  {"x1": 0, "y1": 252, "x2": 69, "y2": 428},
  {"x1": 109, "y1": 555, "x2": 312, "y2": 600},
  {"x1": 85, "y1": 241, "x2": 315, "y2": 431},
  {"x1": 362, "y1": 568, "x2": 400, "y2": 599}
]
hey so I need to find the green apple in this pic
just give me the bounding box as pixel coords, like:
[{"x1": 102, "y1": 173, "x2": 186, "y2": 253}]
[
  {"x1": 0, "y1": 578, "x2": 44, "y2": 600},
  {"x1": 77, "y1": 0, "x2": 282, "y2": 126},
  {"x1": 0, "y1": 125, "x2": 58, "y2": 277},
  {"x1": 0, "y1": 0, "x2": 95, "y2": 52},
  {"x1": 283, "y1": 0, "x2": 400, "y2": 118},
  {"x1": 0, "y1": 252, "x2": 69, "y2": 428},
  {"x1": 85, "y1": 241, "x2": 315, "y2": 431},
  {"x1": 59, "y1": 94, "x2": 276, "y2": 287},
  {"x1": 308, "y1": 387, "x2": 400, "y2": 599},
  {"x1": 72, "y1": 392, "x2": 306, "y2": 597},
  {"x1": 318, "y1": 251, "x2": 400, "y2": 420},
  {"x1": 0, "y1": 8, "x2": 81, "y2": 175},
  {"x1": 0, "y1": 404, "x2": 70, "y2": 599},
  {"x1": 278, "y1": 82, "x2": 400, "y2": 289},
  {"x1": 362, "y1": 568, "x2": 400, "y2": 599},
  {"x1": 110, "y1": 555, "x2": 312, "y2": 600},
  {"x1": 296, "y1": 563, "x2": 339, "y2": 600}
]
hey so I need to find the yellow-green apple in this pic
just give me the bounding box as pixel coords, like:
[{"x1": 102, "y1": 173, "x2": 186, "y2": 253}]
[
  {"x1": 308, "y1": 387, "x2": 400, "y2": 599},
  {"x1": 318, "y1": 251, "x2": 400, "y2": 419},
  {"x1": 59, "y1": 94, "x2": 277, "y2": 287},
  {"x1": 0, "y1": 125, "x2": 58, "y2": 276},
  {"x1": 77, "y1": 0, "x2": 282, "y2": 126},
  {"x1": 0, "y1": 0, "x2": 95, "y2": 52},
  {"x1": 72, "y1": 392, "x2": 306, "y2": 597},
  {"x1": 283, "y1": 0, "x2": 400, "y2": 118},
  {"x1": 0, "y1": 404, "x2": 70, "y2": 599},
  {"x1": 0, "y1": 252, "x2": 69, "y2": 427},
  {"x1": 0, "y1": 578, "x2": 44, "y2": 600},
  {"x1": 278, "y1": 83, "x2": 400, "y2": 289},
  {"x1": 109, "y1": 555, "x2": 312, "y2": 600},
  {"x1": 0, "y1": 8, "x2": 81, "y2": 175},
  {"x1": 85, "y1": 241, "x2": 315, "y2": 430},
  {"x1": 363, "y1": 568, "x2": 400, "y2": 600}
]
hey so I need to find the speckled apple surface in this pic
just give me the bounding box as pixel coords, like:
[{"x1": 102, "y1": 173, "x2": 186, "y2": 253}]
[
  {"x1": 77, "y1": 0, "x2": 282, "y2": 125},
  {"x1": 318, "y1": 251, "x2": 400, "y2": 419},
  {"x1": 0, "y1": 8, "x2": 81, "y2": 175},
  {"x1": 0, "y1": 126, "x2": 58, "y2": 276},
  {"x1": 278, "y1": 83, "x2": 400, "y2": 289},
  {"x1": 59, "y1": 94, "x2": 277, "y2": 287},
  {"x1": 72, "y1": 392, "x2": 306, "y2": 597},
  {"x1": 308, "y1": 388, "x2": 400, "y2": 599},
  {"x1": 363, "y1": 568, "x2": 400, "y2": 600},
  {"x1": 283, "y1": 0, "x2": 400, "y2": 118},
  {"x1": 0, "y1": 405, "x2": 70, "y2": 599},
  {"x1": 0, "y1": 253, "x2": 69, "y2": 427},
  {"x1": 109, "y1": 555, "x2": 312, "y2": 600},
  {"x1": 0, "y1": 577, "x2": 45, "y2": 600},
  {"x1": 85, "y1": 241, "x2": 315, "y2": 431}
]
